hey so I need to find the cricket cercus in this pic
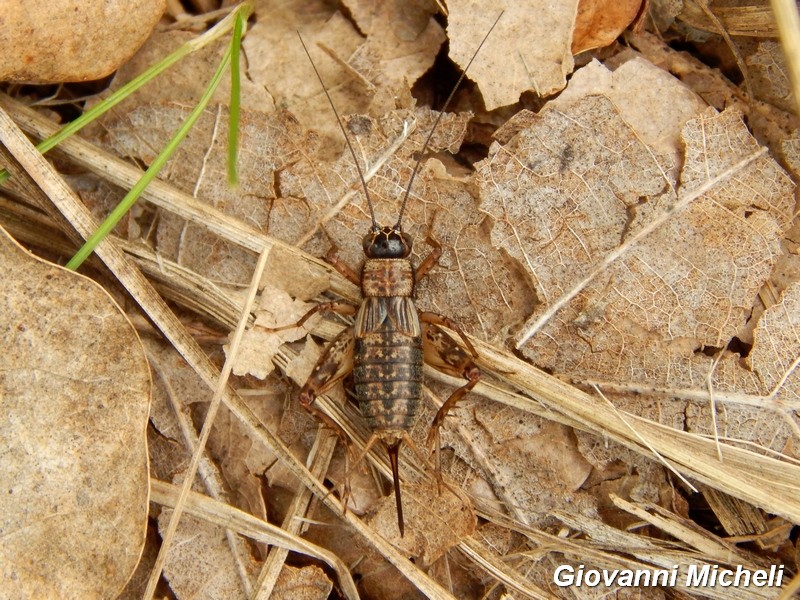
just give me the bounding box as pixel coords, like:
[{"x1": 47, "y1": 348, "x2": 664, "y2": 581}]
[{"x1": 273, "y1": 14, "x2": 502, "y2": 536}]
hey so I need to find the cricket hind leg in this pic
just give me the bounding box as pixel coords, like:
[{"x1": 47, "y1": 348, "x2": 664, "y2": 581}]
[
  {"x1": 420, "y1": 318, "x2": 481, "y2": 487},
  {"x1": 298, "y1": 326, "x2": 358, "y2": 509}
]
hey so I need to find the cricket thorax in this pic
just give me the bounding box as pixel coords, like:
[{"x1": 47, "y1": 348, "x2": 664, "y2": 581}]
[{"x1": 361, "y1": 259, "x2": 415, "y2": 297}]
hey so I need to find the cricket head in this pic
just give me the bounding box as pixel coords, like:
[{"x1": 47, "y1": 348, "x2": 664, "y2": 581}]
[{"x1": 363, "y1": 225, "x2": 413, "y2": 259}]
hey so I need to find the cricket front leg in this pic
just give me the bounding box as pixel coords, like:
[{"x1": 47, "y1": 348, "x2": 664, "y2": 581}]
[
  {"x1": 420, "y1": 319, "x2": 481, "y2": 482},
  {"x1": 266, "y1": 241, "x2": 360, "y2": 333},
  {"x1": 415, "y1": 236, "x2": 443, "y2": 281},
  {"x1": 325, "y1": 246, "x2": 361, "y2": 287},
  {"x1": 264, "y1": 300, "x2": 357, "y2": 333}
]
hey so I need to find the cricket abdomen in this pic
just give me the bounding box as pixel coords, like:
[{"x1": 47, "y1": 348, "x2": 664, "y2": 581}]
[
  {"x1": 353, "y1": 256, "x2": 423, "y2": 433},
  {"x1": 353, "y1": 330, "x2": 423, "y2": 431}
]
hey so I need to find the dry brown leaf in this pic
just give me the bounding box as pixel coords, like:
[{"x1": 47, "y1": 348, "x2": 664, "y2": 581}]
[
  {"x1": 572, "y1": 0, "x2": 643, "y2": 53},
  {"x1": 781, "y1": 131, "x2": 800, "y2": 180},
  {"x1": 0, "y1": 226, "x2": 150, "y2": 598},
  {"x1": 746, "y1": 41, "x2": 794, "y2": 113},
  {"x1": 145, "y1": 328, "x2": 284, "y2": 598},
  {"x1": 447, "y1": 0, "x2": 578, "y2": 108},
  {"x1": 341, "y1": 0, "x2": 446, "y2": 108},
  {"x1": 746, "y1": 282, "x2": 800, "y2": 407},
  {"x1": 100, "y1": 107, "x2": 314, "y2": 284},
  {"x1": 233, "y1": 285, "x2": 319, "y2": 378},
  {"x1": 476, "y1": 54, "x2": 795, "y2": 451},
  {"x1": 648, "y1": 0, "x2": 684, "y2": 32},
  {"x1": 271, "y1": 564, "x2": 333, "y2": 600},
  {"x1": 157, "y1": 509, "x2": 255, "y2": 599},
  {"x1": 262, "y1": 244, "x2": 332, "y2": 301},
  {"x1": 554, "y1": 57, "x2": 707, "y2": 159},
  {"x1": 242, "y1": 0, "x2": 443, "y2": 144},
  {"x1": 0, "y1": 0, "x2": 165, "y2": 83},
  {"x1": 243, "y1": 8, "x2": 363, "y2": 144},
  {"x1": 435, "y1": 388, "x2": 606, "y2": 528},
  {"x1": 368, "y1": 480, "x2": 477, "y2": 566},
  {"x1": 144, "y1": 331, "x2": 285, "y2": 522}
]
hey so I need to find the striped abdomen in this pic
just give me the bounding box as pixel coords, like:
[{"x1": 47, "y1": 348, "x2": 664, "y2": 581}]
[
  {"x1": 353, "y1": 326, "x2": 423, "y2": 432},
  {"x1": 354, "y1": 259, "x2": 423, "y2": 433}
]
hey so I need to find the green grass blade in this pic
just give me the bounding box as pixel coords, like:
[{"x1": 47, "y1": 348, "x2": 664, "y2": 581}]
[
  {"x1": 227, "y1": 10, "x2": 245, "y2": 185},
  {"x1": 65, "y1": 44, "x2": 234, "y2": 270},
  {"x1": 0, "y1": 4, "x2": 251, "y2": 186}
]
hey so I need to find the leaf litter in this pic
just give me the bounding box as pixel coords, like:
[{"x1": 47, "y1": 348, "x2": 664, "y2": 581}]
[
  {"x1": 3, "y1": 0, "x2": 800, "y2": 598},
  {"x1": 0, "y1": 228, "x2": 150, "y2": 599}
]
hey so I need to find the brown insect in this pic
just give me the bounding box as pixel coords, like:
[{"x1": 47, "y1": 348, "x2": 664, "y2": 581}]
[{"x1": 280, "y1": 15, "x2": 501, "y2": 536}]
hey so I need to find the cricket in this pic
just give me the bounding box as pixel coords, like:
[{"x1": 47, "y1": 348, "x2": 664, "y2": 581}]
[{"x1": 276, "y1": 14, "x2": 502, "y2": 536}]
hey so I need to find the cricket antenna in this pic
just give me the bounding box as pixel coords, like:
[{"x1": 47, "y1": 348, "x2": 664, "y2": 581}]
[
  {"x1": 387, "y1": 440, "x2": 405, "y2": 536},
  {"x1": 395, "y1": 11, "x2": 503, "y2": 229},
  {"x1": 298, "y1": 32, "x2": 379, "y2": 231}
]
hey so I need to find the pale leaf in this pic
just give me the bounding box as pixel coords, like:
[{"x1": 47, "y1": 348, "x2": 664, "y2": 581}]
[
  {"x1": 158, "y1": 509, "x2": 253, "y2": 599},
  {"x1": 0, "y1": 226, "x2": 150, "y2": 598},
  {"x1": 271, "y1": 564, "x2": 332, "y2": 600},
  {"x1": 448, "y1": 0, "x2": 577, "y2": 108},
  {"x1": 243, "y1": 0, "x2": 443, "y2": 143},
  {"x1": 476, "y1": 58, "x2": 795, "y2": 451},
  {"x1": 747, "y1": 282, "x2": 800, "y2": 407},
  {"x1": 106, "y1": 30, "x2": 274, "y2": 112},
  {"x1": 746, "y1": 41, "x2": 793, "y2": 113},
  {"x1": 368, "y1": 480, "x2": 476, "y2": 566}
]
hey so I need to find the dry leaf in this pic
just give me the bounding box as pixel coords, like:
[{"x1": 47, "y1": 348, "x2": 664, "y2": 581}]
[
  {"x1": 158, "y1": 509, "x2": 254, "y2": 599},
  {"x1": 477, "y1": 56, "x2": 795, "y2": 453},
  {"x1": 232, "y1": 285, "x2": 319, "y2": 378},
  {"x1": 0, "y1": 0, "x2": 165, "y2": 83},
  {"x1": 448, "y1": 0, "x2": 577, "y2": 107},
  {"x1": 243, "y1": 3, "x2": 367, "y2": 142},
  {"x1": 368, "y1": 480, "x2": 476, "y2": 566},
  {"x1": 0, "y1": 226, "x2": 150, "y2": 598},
  {"x1": 746, "y1": 41, "x2": 794, "y2": 113},
  {"x1": 746, "y1": 282, "x2": 800, "y2": 406},
  {"x1": 243, "y1": 0, "x2": 443, "y2": 143},
  {"x1": 341, "y1": 0, "x2": 446, "y2": 111},
  {"x1": 101, "y1": 107, "x2": 314, "y2": 284},
  {"x1": 445, "y1": 403, "x2": 597, "y2": 526},
  {"x1": 648, "y1": 0, "x2": 684, "y2": 32},
  {"x1": 781, "y1": 131, "x2": 800, "y2": 180},
  {"x1": 554, "y1": 58, "x2": 707, "y2": 159},
  {"x1": 271, "y1": 564, "x2": 332, "y2": 600},
  {"x1": 572, "y1": 0, "x2": 643, "y2": 53},
  {"x1": 144, "y1": 331, "x2": 284, "y2": 521}
]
